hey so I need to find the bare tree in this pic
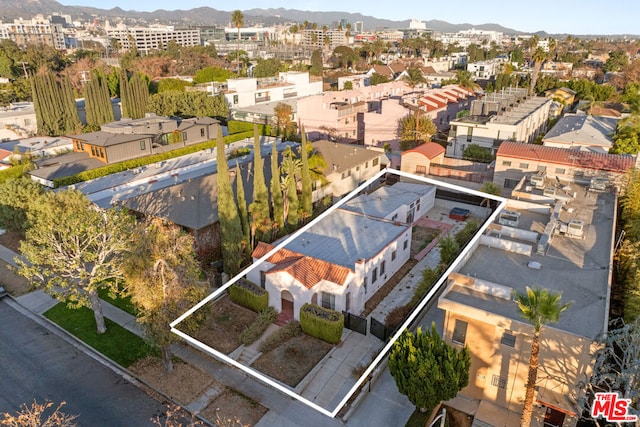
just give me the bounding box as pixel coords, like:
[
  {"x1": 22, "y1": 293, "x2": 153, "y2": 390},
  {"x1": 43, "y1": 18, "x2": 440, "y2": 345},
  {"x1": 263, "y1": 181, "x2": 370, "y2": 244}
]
[{"x1": 0, "y1": 400, "x2": 77, "y2": 427}]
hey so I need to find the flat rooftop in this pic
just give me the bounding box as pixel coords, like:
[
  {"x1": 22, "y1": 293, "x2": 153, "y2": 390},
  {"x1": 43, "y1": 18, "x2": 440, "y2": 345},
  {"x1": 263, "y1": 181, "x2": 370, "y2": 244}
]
[
  {"x1": 342, "y1": 182, "x2": 435, "y2": 219},
  {"x1": 443, "y1": 183, "x2": 614, "y2": 339}
]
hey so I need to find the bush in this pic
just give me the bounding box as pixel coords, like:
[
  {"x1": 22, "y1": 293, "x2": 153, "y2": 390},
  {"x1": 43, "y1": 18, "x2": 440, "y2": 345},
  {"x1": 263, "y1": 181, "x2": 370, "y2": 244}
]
[
  {"x1": 239, "y1": 306, "x2": 277, "y2": 345},
  {"x1": 410, "y1": 267, "x2": 442, "y2": 307},
  {"x1": 454, "y1": 219, "x2": 479, "y2": 247},
  {"x1": 259, "y1": 320, "x2": 302, "y2": 353},
  {"x1": 299, "y1": 303, "x2": 343, "y2": 344},
  {"x1": 228, "y1": 147, "x2": 251, "y2": 160},
  {"x1": 227, "y1": 120, "x2": 254, "y2": 134},
  {"x1": 229, "y1": 279, "x2": 268, "y2": 313}
]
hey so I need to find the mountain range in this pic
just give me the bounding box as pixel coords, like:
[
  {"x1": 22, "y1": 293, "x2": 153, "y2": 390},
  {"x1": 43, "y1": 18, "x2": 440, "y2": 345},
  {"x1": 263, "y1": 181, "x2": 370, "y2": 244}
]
[{"x1": 1, "y1": 0, "x2": 525, "y2": 35}]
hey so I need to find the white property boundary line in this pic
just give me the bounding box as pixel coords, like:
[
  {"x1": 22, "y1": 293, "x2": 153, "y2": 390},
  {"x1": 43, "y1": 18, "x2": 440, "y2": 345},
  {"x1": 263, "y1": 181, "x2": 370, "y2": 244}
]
[{"x1": 171, "y1": 167, "x2": 507, "y2": 419}]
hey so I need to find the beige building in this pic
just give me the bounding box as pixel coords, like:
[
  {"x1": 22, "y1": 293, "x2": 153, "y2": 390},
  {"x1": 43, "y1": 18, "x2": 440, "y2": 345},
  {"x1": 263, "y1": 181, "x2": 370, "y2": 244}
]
[
  {"x1": 447, "y1": 88, "x2": 552, "y2": 158},
  {"x1": 0, "y1": 17, "x2": 65, "y2": 49},
  {"x1": 493, "y1": 141, "x2": 635, "y2": 193},
  {"x1": 438, "y1": 174, "x2": 618, "y2": 426},
  {"x1": 400, "y1": 142, "x2": 445, "y2": 176}
]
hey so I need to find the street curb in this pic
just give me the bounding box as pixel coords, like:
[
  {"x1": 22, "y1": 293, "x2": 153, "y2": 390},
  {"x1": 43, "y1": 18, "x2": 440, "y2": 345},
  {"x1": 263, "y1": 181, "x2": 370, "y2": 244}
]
[{"x1": 4, "y1": 295, "x2": 214, "y2": 427}]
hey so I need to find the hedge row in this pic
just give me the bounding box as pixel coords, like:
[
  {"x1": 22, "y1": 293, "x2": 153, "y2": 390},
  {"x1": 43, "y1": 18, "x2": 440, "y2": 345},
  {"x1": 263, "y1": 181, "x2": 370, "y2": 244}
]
[
  {"x1": 299, "y1": 303, "x2": 343, "y2": 344},
  {"x1": 227, "y1": 120, "x2": 254, "y2": 134},
  {"x1": 53, "y1": 130, "x2": 254, "y2": 187},
  {"x1": 229, "y1": 279, "x2": 268, "y2": 313}
]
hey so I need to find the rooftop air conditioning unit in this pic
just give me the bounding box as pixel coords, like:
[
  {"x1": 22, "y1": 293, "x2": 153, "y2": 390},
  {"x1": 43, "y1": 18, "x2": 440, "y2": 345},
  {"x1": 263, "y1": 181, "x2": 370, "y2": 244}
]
[{"x1": 498, "y1": 210, "x2": 521, "y2": 227}]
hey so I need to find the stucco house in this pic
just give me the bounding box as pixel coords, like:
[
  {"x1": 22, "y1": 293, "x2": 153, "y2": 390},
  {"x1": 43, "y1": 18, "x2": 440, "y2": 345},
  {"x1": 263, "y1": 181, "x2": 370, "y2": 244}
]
[
  {"x1": 400, "y1": 142, "x2": 446, "y2": 176},
  {"x1": 248, "y1": 207, "x2": 412, "y2": 321}
]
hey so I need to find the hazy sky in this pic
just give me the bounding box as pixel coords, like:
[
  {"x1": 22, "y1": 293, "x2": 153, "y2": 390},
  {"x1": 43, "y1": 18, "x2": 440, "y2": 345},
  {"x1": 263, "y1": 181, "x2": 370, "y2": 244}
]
[{"x1": 58, "y1": 0, "x2": 639, "y2": 35}]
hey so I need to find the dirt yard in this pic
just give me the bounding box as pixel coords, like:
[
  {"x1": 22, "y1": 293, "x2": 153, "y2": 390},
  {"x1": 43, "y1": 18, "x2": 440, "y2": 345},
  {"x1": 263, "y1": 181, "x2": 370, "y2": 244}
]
[
  {"x1": 0, "y1": 230, "x2": 23, "y2": 253},
  {"x1": 195, "y1": 295, "x2": 258, "y2": 354},
  {"x1": 201, "y1": 389, "x2": 267, "y2": 427},
  {"x1": 410, "y1": 226, "x2": 441, "y2": 257},
  {"x1": 130, "y1": 356, "x2": 267, "y2": 426},
  {"x1": 252, "y1": 334, "x2": 333, "y2": 387}
]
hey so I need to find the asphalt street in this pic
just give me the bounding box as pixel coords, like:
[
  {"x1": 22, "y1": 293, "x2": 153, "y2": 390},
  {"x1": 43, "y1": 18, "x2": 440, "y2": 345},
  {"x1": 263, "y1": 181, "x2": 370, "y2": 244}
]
[{"x1": 0, "y1": 299, "x2": 166, "y2": 426}]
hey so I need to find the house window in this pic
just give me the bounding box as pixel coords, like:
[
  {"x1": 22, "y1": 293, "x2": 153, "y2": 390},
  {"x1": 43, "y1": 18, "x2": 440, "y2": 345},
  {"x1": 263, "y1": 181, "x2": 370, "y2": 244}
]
[
  {"x1": 321, "y1": 292, "x2": 336, "y2": 310},
  {"x1": 365, "y1": 161, "x2": 369, "y2": 168},
  {"x1": 371, "y1": 267, "x2": 378, "y2": 283},
  {"x1": 391, "y1": 250, "x2": 397, "y2": 261},
  {"x1": 260, "y1": 271, "x2": 266, "y2": 288},
  {"x1": 345, "y1": 292, "x2": 351, "y2": 312},
  {"x1": 504, "y1": 178, "x2": 520, "y2": 189},
  {"x1": 200, "y1": 128, "x2": 205, "y2": 137},
  {"x1": 140, "y1": 140, "x2": 146, "y2": 150},
  {"x1": 537, "y1": 165, "x2": 547, "y2": 172},
  {"x1": 233, "y1": 94, "x2": 238, "y2": 105},
  {"x1": 380, "y1": 260, "x2": 386, "y2": 276},
  {"x1": 391, "y1": 213, "x2": 398, "y2": 221},
  {"x1": 91, "y1": 146, "x2": 96, "y2": 156},
  {"x1": 363, "y1": 277, "x2": 368, "y2": 294},
  {"x1": 452, "y1": 319, "x2": 468, "y2": 344},
  {"x1": 502, "y1": 160, "x2": 512, "y2": 167},
  {"x1": 416, "y1": 198, "x2": 421, "y2": 212},
  {"x1": 342, "y1": 170, "x2": 351, "y2": 179},
  {"x1": 182, "y1": 131, "x2": 188, "y2": 142},
  {"x1": 519, "y1": 163, "x2": 529, "y2": 169},
  {"x1": 356, "y1": 166, "x2": 360, "y2": 172},
  {"x1": 501, "y1": 332, "x2": 516, "y2": 347},
  {"x1": 416, "y1": 165, "x2": 427, "y2": 175},
  {"x1": 555, "y1": 167, "x2": 566, "y2": 174},
  {"x1": 466, "y1": 126, "x2": 473, "y2": 142},
  {"x1": 491, "y1": 375, "x2": 507, "y2": 389},
  {"x1": 372, "y1": 158, "x2": 379, "y2": 167},
  {"x1": 403, "y1": 240, "x2": 408, "y2": 250}
]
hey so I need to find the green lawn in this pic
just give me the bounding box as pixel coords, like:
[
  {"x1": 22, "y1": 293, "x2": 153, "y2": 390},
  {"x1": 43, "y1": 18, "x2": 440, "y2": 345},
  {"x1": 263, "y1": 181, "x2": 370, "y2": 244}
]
[
  {"x1": 97, "y1": 287, "x2": 137, "y2": 315},
  {"x1": 44, "y1": 303, "x2": 155, "y2": 368},
  {"x1": 405, "y1": 409, "x2": 431, "y2": 427}
]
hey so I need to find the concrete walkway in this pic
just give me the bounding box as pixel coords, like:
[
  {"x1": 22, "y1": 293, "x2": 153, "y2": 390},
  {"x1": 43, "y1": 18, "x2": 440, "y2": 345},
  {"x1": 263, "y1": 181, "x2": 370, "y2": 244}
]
[{"x1": 0, "y1": 244, "x2": 19, "y2": 268}]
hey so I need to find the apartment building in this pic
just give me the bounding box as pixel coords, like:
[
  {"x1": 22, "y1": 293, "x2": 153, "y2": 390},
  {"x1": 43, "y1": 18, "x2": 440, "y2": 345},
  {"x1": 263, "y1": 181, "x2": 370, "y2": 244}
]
[
  {"x1": 301, "y1": 28, "x2": 348, "y2": 51},
  {"x1": 223, "y1": 71, "x2": 323, "y2": 112},
  {"x1": 106, "y1": 25, "x2": 201, "y2": 55},
  {"x1": 493, "y1": 141, "x2": 634, "y2": 192},
  {"x1": 466, "y1": 58, "x2": 508, "y2": 80},
  {"x1": 296, "y1": 81, "x2": 409, "y2": 144},
  {"x1": 447, "y1": 88, "x2": 552, "y2": 158},
  {"x1": 438, "y1": 171, "x2": 618, "y2": 426},
  {"x1": 0, "y1": 17, "x2": 65, "y2": 49}
]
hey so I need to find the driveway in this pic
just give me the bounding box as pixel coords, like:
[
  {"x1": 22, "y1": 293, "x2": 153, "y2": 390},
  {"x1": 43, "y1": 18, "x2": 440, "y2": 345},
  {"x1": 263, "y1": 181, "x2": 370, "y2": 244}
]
[{"x1": 0, "y1": 299, "x2": 166, "y2": 426}]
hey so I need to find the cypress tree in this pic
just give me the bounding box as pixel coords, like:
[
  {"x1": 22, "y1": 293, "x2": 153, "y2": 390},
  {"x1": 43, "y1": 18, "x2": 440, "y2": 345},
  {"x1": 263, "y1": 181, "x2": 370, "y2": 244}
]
[
  {"x1": 235, "y1": 163, "x2": 250, "y2": 257},
  {"x1": 31, "y1": 71, "x2": 80, "y2": 136},
  {"x1": 270, "y1": 142, "x2": 284, "y2": 231},
  {"x1": 249, "y1": 125, "x2": 270, "y2": 242},
  {"x1": 85, "y1": 68, "x2": 114, "y2": 129},
  {"x1": 216, "y1": 129, "x2": 243, "y2": 275},
  {"x1": 300, "y1": 127, "x2": 312, "y2": 218},
  {"x1": 286, "y1": 151, "x2": 299, "y2": 227},
  {"x1": 119, "y1": 70, "x2": 131, "y2": 119},
  {"x1": 60, "y1": 74, "x2": 82, "y2": 134}
]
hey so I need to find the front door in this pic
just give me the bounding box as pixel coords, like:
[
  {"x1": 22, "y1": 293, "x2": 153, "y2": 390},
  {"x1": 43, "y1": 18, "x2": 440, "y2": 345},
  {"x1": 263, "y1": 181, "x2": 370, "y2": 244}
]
[
  {"x1": 543, "y1": 407, "x2": 566, "y2": 427},
  {"x1": 280, "y1": 290, "x2": 294, "y2": 322}
]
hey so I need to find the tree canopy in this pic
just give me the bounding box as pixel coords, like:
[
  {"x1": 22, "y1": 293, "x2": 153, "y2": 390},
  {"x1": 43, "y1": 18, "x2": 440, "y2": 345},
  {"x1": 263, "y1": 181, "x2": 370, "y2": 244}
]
[
  {"x1": 397, "y1": 113, "x2": 437, "y2": 151},
  {"x1": 16, "y1": 190, "x2": 136, "y2": 334},
  {"x1": 388, "y1": 324, "x2": 470, "y2": 413},
  {"x1": 253, "y1": 58, "x2": 283, "y2": 78}
]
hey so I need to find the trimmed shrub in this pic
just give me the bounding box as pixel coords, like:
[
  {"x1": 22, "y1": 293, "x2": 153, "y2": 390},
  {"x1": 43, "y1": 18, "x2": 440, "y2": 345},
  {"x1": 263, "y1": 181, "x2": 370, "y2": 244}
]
[
  {"x1": 299, "y1": 303, "x2": 343, "y2": 344},
  {"x1": 259, "y1": 320, "x2": 302, "y2": 353},
  {"x1": 239, "y1": 306, "x2": 277, "y2": 345},
  {"x1": 229, "y1": 279, "x2": 268, "y2": 313},
  {"x1": 227, "y1": 120, "x2": 254, "y2": 134}
]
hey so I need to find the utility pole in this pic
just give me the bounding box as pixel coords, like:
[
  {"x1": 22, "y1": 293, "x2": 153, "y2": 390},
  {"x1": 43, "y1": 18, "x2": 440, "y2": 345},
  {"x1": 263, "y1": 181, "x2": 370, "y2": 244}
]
[{"x1": 18, "y1": 62, "x2": 29, "y2": 79}]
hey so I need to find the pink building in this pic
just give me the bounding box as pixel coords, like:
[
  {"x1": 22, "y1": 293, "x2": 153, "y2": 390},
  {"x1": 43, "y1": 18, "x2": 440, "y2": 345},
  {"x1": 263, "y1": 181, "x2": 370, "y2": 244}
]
[{"x1": 296, "y1": 81, "x2": 410, "y2": 144}]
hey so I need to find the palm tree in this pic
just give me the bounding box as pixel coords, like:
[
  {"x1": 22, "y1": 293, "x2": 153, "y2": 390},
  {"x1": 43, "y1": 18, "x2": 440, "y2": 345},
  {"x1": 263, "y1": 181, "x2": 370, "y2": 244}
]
[
  {"x1": 513, "y1": 287, "x2": 571, "y2": 427},
  {"x1": 402, "y1": 68, "x2": 427, "y2": 89},
  {"x1": 231, "y1": 10, "x2": 244, "y2": 75},
  {"x1": 529, "y1": 47, "x2": 547, "y2": 96}
]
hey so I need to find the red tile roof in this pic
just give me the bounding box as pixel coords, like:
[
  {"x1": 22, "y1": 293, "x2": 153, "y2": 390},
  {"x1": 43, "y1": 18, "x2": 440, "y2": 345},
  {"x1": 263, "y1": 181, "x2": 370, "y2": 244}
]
[
  {"x1": 252, "y1": 242, "x2": 351, "y2": 289},
  {"x1": 0, "y1": 149, "x2": 13, "y2": 161},
  {"x1": 403, "y1": 142, "x2": 446, "y2": 160},
  {"x1": 496, "y1": 141, "x2": 635, "y2": 173}
]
